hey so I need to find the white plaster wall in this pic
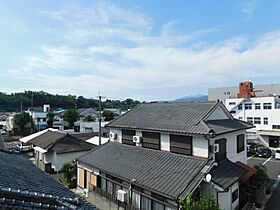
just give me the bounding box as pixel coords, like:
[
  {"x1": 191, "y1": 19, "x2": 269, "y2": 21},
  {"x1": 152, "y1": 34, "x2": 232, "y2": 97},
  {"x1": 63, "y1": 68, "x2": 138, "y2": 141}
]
[
  {"x1": 218, "y1": 190, "x2": 231, "y2": 210},
  {"x1": 193, "y1": 137, "x2": 208, "y2": 158},
  {"x1": 231, "y1": 182, "x2": 239, "y2": 210},
  {"x1": 210, "y1": 130, "x2": 247, "y2": 164},
  {"x1": 160, "y1": 133, "x2": 170, "y2": 151},
  {"x1": 110, "y1": 129, "x2": 122, "y2": 143}
]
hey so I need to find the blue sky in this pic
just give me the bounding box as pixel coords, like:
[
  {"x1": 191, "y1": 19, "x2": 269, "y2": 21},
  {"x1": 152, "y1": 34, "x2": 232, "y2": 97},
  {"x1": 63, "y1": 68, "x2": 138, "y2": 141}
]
[{"x1": 1, "y1": 0, "x2": 280, "y2": 101}]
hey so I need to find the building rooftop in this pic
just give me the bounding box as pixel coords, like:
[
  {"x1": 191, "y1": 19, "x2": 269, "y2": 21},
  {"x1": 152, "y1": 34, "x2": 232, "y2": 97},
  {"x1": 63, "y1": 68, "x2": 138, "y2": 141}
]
[
  {"x1": 0, "y1": 149, "x2": 95, "y2": 209},
  {"x1": 78, "y1": 142, "x2": 213, "y2": 200},
  {"x1": 29, "y1": 130, "x2": 96, "y2": 154},
  {"x1": 210, "y1": 159, "x2": 247, "y2": 189},
  {"x1": 106, "y1": 101, "x2": 252, "y2": 136}
]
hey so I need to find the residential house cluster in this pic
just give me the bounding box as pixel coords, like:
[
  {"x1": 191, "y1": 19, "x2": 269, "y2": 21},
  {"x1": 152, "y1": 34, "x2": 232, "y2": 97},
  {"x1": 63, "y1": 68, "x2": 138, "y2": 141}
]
[{"x1": 76, "y1": 101, "x2": 256, "y2": 210}]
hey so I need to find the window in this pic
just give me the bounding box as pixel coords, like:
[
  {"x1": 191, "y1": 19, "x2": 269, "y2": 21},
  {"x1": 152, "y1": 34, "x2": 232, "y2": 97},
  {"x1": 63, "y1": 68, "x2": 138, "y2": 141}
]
[
  {"x1": 230, "y1": 111, "x2": 236, "y2": 114},
  {"x1": 275, "y1": 102, "x2": 280, "y2": 109},
  {"x1": 229, "y1": 102, "x2": 236, "y2": 105},
  {"x1": 255, "y1": 103, "x2": 261, "y2": 110},
  {"x1": 142, "y1": 132, "x2": 160, "y2": 150},
  {"x1": 141, "y1": 196, "x2": 152, "y2": 210},
  {"x1": 254, "y1": 117, "x2": 261, "y2": 125},
  {"x1": 263, "y1": 103, "x2": 272, "y2": 110},
  {"x1": 247, "y1": 117, "x2": 253, "y2": 124},
  {"x1": 245, "y1": 103, "x2": 252, "y2": 110},
  {"x1": 132, "y1": 191, "x2": 141, "y2": 209},
  {"x1": 264, "y1": 117, "x2": 268, "y2": 125},
  {"x1": 232, "y1": 189, "x2": 239, "y2": 203},
  {"x1": 238, "y1": 117, "x2": 243, "y2": 120},
  {"x1": 101, "y1": 177, "x2": 106, "y2": 192},
  {"x1": 237, "y1": 134, "x2": 245, "y2": 153},
  {"x1": 122, "y1": 129, "x2": 136, "y2": 146},
  {"x1": 272, "y1": 125, "x2": 280, "y2": 130},
  {"x1": 238, "y1": 104, "x2": 243, "y2": 110},
  {"x1": 170, "y1": 135, "x2": 192, "y2": 156}
]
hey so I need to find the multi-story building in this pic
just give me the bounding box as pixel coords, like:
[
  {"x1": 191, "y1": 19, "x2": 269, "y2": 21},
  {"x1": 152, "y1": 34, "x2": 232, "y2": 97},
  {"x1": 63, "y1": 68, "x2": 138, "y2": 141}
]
[
  {"x1": 27, "y1": 104, "x2": 51, "y2": 131},
  {"x1": 76, "y1": 101, "x2": 255, "y2": 210},
  {"x1": 225, "y1": 81, "x2": 280, "y2": 149},
  {"x1": 209, "y1": 82, "x2": 280, "y2": 103}
]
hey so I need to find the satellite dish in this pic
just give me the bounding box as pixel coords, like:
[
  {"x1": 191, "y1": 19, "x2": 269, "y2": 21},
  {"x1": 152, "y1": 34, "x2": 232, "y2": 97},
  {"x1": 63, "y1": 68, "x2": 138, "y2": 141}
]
[{"x1": 205, "y1": 174, "x2": 212, "y2": 182}]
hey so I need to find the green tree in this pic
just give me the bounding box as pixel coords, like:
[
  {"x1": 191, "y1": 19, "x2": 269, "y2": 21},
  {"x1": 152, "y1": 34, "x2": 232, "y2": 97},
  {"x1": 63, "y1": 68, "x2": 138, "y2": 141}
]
[
  {"x1": 14, "y1": 112, "x2": 33, "y2": 134},
  {"x1": 102, "y1": 110, "x2": 114, "y2": 121},
  {"x1": 61, "y1": 162, "x2": 77, "y2": 188},
  {"x1": 251, "y1": 165, "x2": 269, "y2": 188},
  {"x1": 85, "y1": 115, "x2": 96, "y2": 122},
  {"x1": 47, "y1": 112, "x2": 55, "y2": 128},
  {"x1": 182, "y1": 194, "x2": 220, "y2": 210},
  {"x1": 63, "y1": 109, "x2": 79, "y2": 128}
]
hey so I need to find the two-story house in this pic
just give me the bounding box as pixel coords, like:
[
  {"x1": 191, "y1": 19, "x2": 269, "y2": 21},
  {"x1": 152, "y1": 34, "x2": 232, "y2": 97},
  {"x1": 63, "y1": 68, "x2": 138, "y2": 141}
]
[{"x1": 76, "y1": 101, "x2": 255, "y2": 210}]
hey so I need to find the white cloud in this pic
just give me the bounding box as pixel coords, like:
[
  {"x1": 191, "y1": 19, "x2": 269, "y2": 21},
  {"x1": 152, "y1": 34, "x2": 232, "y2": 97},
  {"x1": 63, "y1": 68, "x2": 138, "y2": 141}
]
[
  {"x1": 242, "y1": 0, "x2": 259, "y2": 20},
  {"x1": 4, "y1": 1, "x2": 280, "y2": 101}
]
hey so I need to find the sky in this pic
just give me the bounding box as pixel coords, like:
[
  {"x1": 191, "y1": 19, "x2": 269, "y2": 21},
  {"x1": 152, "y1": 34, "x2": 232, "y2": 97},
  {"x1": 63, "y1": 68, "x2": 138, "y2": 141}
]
[{"x1": 1, "y1": 0, "x2": 280, "y2": 101}]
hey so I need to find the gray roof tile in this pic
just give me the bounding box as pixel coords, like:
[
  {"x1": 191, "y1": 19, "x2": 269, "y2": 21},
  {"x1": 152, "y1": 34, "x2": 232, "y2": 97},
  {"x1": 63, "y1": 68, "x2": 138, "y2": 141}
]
[
  {"x1": 0, "y1": 149, "x2": 95, "y2": 209},
  {"x1": 210, "y1": 159, "x2": 247, "y2": 189},
  {"x1": 78, "y1": 142, "x2": 212, "y2": 199},
  {"x1": 106, "y1": 102, "x2": 218, "y2": 135},
  {"x1": 29, "y1": 130, "x2": 95, "y2": 153}
]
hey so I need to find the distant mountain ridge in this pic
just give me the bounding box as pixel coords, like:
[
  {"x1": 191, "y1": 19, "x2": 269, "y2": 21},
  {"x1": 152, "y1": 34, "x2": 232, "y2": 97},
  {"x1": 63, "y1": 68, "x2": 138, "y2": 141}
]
[{"x1": 173, "y1": 94, "x2": 208, "y2": 102}]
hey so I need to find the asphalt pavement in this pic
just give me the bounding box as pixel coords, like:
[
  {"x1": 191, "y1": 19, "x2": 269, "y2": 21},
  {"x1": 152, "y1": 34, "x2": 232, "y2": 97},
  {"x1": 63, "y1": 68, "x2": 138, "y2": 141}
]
[{"x1": 248, "y1": 155, "x2": 280, "y2": 209}]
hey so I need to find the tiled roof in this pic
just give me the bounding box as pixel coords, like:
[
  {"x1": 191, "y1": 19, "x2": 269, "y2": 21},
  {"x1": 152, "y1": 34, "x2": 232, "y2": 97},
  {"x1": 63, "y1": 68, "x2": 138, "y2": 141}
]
[
  {"x1": 106, "y1": 102, "x2": 219, "y2": 135},
  {"x1": 70, "y1": 132, "x2": 99, "y2": 141},
  {"x1": 29, "y1": 130, "x2": 95, "y2": 153},
  {"x1": 78, "y1": 142, "x2": 213, "y2": 199},
  {"x1": 106, "y1": 101, "x2": 252, "y2": 136},
  {"x1": 206, "y1": 119, "x2": 254, "y2": 135},
  {"x1": 0, "y1": 135, "x2": 4, "y2": 149},
  {"x1": 210, "y1": 159, "x2": 247, "y2": 189},
  {"x1": 0, "y1": 149, "x2": 95, "y2": 209}
]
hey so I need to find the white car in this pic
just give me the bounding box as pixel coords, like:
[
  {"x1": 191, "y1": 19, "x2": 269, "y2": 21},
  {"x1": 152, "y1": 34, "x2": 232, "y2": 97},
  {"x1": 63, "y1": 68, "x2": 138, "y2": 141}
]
[
  {"x1": 275, "y1": 148, "x2": 280, "y2": 160},
  {"x1": 16, "y1": 144, "x2": 33, "y2": 152}
]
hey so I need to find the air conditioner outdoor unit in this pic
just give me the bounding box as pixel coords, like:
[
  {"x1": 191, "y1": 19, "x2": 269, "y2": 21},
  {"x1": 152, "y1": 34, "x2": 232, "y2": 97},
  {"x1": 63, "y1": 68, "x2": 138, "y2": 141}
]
[
  {"x1": 110, "y1": 132, "x2": 117, "y2": 140},
  {"x1": 133, "y1": 135, "x2": 141, "y2": 144},
  {"x1": 213, "y1": 144, "x2": 219, "y2": 153},
  {"x1": 117, "y1": 190, "x2": 127, "y2": 202}
]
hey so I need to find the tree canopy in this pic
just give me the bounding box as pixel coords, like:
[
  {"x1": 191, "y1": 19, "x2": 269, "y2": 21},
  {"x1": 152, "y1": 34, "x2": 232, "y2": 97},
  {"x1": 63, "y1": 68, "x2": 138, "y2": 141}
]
[
  {"x1": 0, "y1": 91, "x2": 140, "y2": 112},
  {"x1": 102, "y1": 110, "x2": 114, "y2": 121},
  {"x1": 14, "y1": 112, "x2": 33, "y2": 134},
  {"x1": 63, "y1": 109, "x2": 79, "y2": 128}
]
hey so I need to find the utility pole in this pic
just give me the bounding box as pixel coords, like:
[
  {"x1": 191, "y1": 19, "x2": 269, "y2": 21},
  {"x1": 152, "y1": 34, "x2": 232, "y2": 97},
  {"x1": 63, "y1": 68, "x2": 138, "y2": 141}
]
[
  {"x1": 99, "y1": 93, "x2": 102, "y2": 146},
  {"x1": 30, "y1": 92, "x2": 34, "y2": 134}
]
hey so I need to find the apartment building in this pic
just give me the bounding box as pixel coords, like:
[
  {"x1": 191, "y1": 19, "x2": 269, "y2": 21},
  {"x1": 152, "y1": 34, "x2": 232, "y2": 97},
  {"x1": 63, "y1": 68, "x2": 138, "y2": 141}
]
[{"x1": 225, "y1": 81, "x2": 280, "y2": 149}]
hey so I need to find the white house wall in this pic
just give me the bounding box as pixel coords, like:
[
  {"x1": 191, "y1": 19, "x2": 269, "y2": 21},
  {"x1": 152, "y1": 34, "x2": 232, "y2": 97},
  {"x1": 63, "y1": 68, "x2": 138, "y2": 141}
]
[
  {"x1": 211, "y1": 130, "x2": 247, "y2": 164},
  {"x1": 110, "y1": 129, "x2": 122, "y2": 143},
  {"x1": 109, "y1": 129, "x2": 209, "y2": 158},
  {"x1": 55, "y1": 151, "x2": 88, "y2": 171}
]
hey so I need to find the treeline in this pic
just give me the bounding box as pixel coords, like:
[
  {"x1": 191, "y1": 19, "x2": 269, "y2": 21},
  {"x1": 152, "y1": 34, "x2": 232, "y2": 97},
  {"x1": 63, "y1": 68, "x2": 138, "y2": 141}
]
[{"x1": 0, "y1": 91, "x2": 140, "y2": 112}]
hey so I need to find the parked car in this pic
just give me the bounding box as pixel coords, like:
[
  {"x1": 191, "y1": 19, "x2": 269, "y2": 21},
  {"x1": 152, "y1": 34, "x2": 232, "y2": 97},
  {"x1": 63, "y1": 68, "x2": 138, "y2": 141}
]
[
  {"x1": 255, "y1": 146, "x2": 272, "y2": 158},
  {"x1": 16, "y1": 144, "x2": 33, "y2": 152},
  {"x1": 247, "y1": 142, "x2": 258, "y2": 156},
  {"x1": 275, "y1": 148, "x2": 280, "y2": 160}
]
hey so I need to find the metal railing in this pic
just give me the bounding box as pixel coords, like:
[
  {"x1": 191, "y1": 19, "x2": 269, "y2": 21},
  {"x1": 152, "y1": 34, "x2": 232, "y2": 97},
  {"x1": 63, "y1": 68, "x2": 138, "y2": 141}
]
[{"x1": 89, "y1": 185, "x2": 139, "y2": 210}]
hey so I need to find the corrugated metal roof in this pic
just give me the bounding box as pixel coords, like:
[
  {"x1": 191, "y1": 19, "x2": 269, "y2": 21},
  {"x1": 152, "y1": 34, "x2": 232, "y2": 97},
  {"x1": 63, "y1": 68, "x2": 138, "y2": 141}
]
[
  {"x1": 106, "y1": 102, "x2": 218, "y2": 135},
  {"x1": 210, "y1": 159, "x2": 247, "y2": 189},
  {"x1": 78, "y1": 142, "x2": 211, "y2": 199}
]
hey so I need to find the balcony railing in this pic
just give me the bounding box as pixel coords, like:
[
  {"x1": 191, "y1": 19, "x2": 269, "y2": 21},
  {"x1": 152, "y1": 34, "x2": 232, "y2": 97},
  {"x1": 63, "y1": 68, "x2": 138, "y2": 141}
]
[{"x1": 89, "y1": 184, "x2": 139, "y2": 210}]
